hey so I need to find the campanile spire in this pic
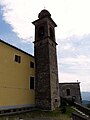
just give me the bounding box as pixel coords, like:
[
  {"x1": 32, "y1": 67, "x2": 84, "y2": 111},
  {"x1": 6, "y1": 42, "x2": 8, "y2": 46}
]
[{"x1": 32, "y1": 9, "x2": 60, "y2": 110}]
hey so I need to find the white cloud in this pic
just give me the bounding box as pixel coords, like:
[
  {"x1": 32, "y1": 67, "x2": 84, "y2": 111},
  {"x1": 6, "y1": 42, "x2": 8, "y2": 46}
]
[
  {"x1": 58, "y1": 41, "x2": 75, "y2": 51},
  {"x1": 59, "y1": 72, "x2": 78, "y2": 83},
  {"x1": 55, "y1": 0, "x2": 90, "y2": 39},
  {"x1": 0, "y1": 0, "x2": 41, "y2": 42},
  {"x1": 63, "y1": 43, "x2": 73, "y2": 50},
  {"x1": 58, "y1": 53, "x2": 90, "y2": 92},
  {"x1": 59, "y1": 55, "x2": 90, "y2": 78},
  {"x1": 60, "y1": 55, "x2": 90, "y2": 66},
  {"x1": 59, "y1": 71, "x2": 90, "y2": 92},
  {"x1": 1, "y1": 0, "x2": 90, "y2": 41}
]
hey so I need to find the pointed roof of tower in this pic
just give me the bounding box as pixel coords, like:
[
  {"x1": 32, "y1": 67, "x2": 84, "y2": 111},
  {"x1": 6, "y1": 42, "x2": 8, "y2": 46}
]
[
  {"x1": 38, "y1": 9, "x2": 51, "y2": 18},
  {"x1": 32, "y1": 9, "x2": 57, "y2": 27}
]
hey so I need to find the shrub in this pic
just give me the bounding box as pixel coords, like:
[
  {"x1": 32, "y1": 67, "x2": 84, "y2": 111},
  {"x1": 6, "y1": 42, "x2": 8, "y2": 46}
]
[
  {"x1": 61, "y1": 106, "x2": 66, "y2": 113},
  {"x1": 60, "y1": 97, "x2": 68, "y2": 107}
]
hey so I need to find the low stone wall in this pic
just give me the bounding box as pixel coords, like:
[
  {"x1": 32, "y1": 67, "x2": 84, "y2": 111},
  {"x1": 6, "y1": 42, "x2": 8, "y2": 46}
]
[
  {"x1": 72, "y1": 102, "x2": 90, "y2": 120},
  {"x1": 74, "y1": 102, "x2": 90, "y2": 116},
  {"x1": 72, "y1": 112, "x2": 89, "y2": 120}
]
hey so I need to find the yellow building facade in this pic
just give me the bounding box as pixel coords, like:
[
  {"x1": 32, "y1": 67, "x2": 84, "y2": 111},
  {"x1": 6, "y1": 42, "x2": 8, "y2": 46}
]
[{"x1": 0, "y1": 40, "x2": 35, "y2": 110}]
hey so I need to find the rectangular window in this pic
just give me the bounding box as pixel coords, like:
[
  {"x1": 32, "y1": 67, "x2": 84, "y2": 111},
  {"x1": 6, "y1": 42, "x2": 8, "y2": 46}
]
[
  {"x1": 15, "y1": 55, "x2": 21, "y2": 63},
  {"x1": 55, "y1": 99, "x2": 58, "y2": 102},
  {"x1": 30, "y1": 77, "x2": 34, "y2": 89},
  {"x1": 66, "y1": 89, "x2": 70, "y2": 96},
  {"x1": 30, "y1": 61, "x2": 34, "y2": 68}
]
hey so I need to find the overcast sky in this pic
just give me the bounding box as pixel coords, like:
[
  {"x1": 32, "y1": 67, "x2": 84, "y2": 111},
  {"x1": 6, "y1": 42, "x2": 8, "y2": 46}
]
[{"x1": 0, "y1": 0, "x2": 90, "y2": 92}]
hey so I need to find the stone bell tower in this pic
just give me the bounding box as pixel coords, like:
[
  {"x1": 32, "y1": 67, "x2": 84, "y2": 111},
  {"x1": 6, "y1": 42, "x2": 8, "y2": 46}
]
[{"x1": 32, "y1": 9, "x2": 60, "y2": 110}]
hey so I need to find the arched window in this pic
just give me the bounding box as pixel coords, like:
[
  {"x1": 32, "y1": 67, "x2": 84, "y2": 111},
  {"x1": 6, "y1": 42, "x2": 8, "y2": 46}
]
[
  {"x1": 38, "y1": 26, "x2": 44, "y2": 38},
  {"x1": 49, "y1": 27, "x2": 54, "y2": 40}
]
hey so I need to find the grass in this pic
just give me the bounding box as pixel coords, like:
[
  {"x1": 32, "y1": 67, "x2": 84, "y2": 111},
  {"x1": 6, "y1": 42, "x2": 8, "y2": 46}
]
[{"x1": 0, "y1": 106, "x2": 75, "y2": 120}]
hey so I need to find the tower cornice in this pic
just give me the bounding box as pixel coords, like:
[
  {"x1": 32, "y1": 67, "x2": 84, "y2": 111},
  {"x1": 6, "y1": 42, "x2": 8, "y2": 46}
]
[{"x1": 32, "y1": 17, "x2": 57, "y2": 27}]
